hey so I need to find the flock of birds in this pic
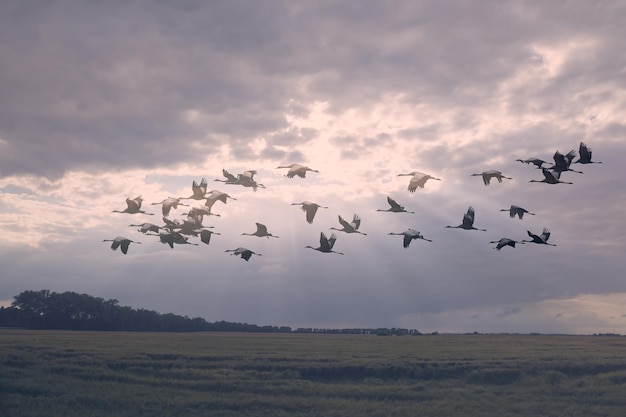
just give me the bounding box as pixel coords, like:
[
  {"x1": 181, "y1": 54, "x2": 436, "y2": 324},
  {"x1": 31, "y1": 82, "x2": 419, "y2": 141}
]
[{"x1": 103, "y1": 142, "x2": 601, "y2": 259}]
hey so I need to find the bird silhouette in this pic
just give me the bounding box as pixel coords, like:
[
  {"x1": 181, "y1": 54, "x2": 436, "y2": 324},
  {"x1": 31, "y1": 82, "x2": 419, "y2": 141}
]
[
  {"x1": 148, "y1": 230, "x2": 198, "y2": 249},
  {"x1": 445, "y1": 206, "x2": 486, "y2": 231},
  {"x1": 521, "y1": 228, "x2": 556, "y2": 246},
  {"x1": 112, "y1": 196, "x2": 153, "y2": 215},
  {"x1": 397, "y1": 172, "x2": 441, "y2": 192},
  {"x1": 129, "y1": 222, "x2": 162, "y2": 234},
  {"x1": 214, "y1": 169, "x2": 239, "y2": 184},
  {"x1": 529, "y1": 169, "x2": 573, "y2": 185},
  {"x1": 150, "y1": 197, "x2": 188, "y2": 217},
  {"x1": 470, "y1": 170, "x2": 512, "y2": 186},
  {"x1": 388, "y1": 229, "x2": 432, "y2": 248},
  {"x1": 306, "y1": 232, "x2": 344, "y2": 255},
  {"x1": 181, "y1": 178, "x2": 209, "y2": 200},
  {"x1": 242, "y1": 223, "x2": 279, "y2": 238},
  {"x1": 552, "y1": 150, "x2": 583, "y2": 174},
  {"x1": 276, "y1": 163, "x2": 319, "y2": 178},
  {"x1": 291, "y1": 201, "x2": 328, "y2": 224},
  {"x1": 573, "y1": 142, "x2": 602, "y2": 164},
  {"x1": 204, "y1": 190, "x2": 237, "y2": 213},
  {"x1": 489, "y1": 238, "x2": 519, "y2": 250},
  {"x1": 330, "y1": 214, "x2": 366, "y2": 235},
  {"x1": 225, "y1": 247, "x2": 262, "y2": 261},
  {"x1": 199, "y1": 229, "x2": 221, "y2": 245},
  {"x1": 516, "y1": 158, "x2": 552, "y2": 169},
  {"x1": 102, "y1": 236, "x2": 141, "y2": 254},
  {"x1": 500, "y1": 205, "x2": 535, "y2": 219},
  {"x1": 376, "y1": 196, "x2": 414, "y2": 213}
]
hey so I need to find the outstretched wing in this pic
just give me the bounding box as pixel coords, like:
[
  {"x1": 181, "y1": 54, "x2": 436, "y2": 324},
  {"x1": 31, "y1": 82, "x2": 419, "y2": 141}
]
[
  {"x1": 337, "y1": 215, "x2": 351, "y2": 230},
  {"x1": 319, "y1": 232, "x2": 331, "y2": 251},
  {"x1": 462, "y1": 207, "x2": 475, "y2": 228},
  {"x1": 255, "y1": 223, "x2": 269, "y2": 235},
  {"x1": 541, "y1": 228, "x2": 551, "y2": 242},
  {"x1": 387, "y1": 197, "x2": 402, "y2": 211},
  {"x1": 352, "y1": 214, "x2": 361, "y2": 229},
  {"x1": 305, "y1": 205, "x2": 319, "y2": 224}
]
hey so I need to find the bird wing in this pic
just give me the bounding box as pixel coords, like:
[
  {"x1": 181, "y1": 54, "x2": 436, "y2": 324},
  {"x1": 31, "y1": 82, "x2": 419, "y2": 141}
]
[
  {"x1": 120, "y1": 240, "x2": 130, "y2": 254},
  {"x1": 337, "y1": 215, "x2": 352, "y2": 230},
  {"x1": 387, "y1": 197, "x2": 402, "y2": 211},
  {"x1": 553, "y1": 151, "x2": 566, "y2": 168},
  {"x1": 542, "y1": 168, "x2": 558, "y2": 181},
  {"x1": 305, "y1": 205, "x2": 319, "y2": 223},
  {"x1": 126, "y1": 197, "x2": 141, "y2": 211},
  {"x1": 255, "y1": 223, "x2": 268, "y2": 235},
  {"x1": 564, "y1": 149, "x2": 577, "y2": 164},
  {"x1": 222, "y1": 169, "x2": 237, "y2": 181},
  {"x1": 408, "y1": 173, "x2": 428, "y2": 191},
  {"x1": 541, "y1": 228, "x2": 551, "y2": 242},
  {"x1": 579, "y1": 142, "x2": 592, "y2": 161},
  {"x1": 327, "y1": 233, "x2": 338, "y2": 249},
  {"x1": 352, "y1": 214, "x2": 361, "y2": 229},
  {"x1": 463, "y1": 207, "x2": 475, "y2": 228},
  {"x1": 319, "y1": 232, "x2": 331, "y2": 251},
  {"x1": 200, "y1": 230, "x2": 213, "y2": 244}
]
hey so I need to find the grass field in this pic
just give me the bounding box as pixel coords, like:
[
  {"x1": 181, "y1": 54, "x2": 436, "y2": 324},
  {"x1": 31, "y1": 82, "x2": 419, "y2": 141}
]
[{"x1": 1, "y1": 330, "x2": 626, "y2": 416}]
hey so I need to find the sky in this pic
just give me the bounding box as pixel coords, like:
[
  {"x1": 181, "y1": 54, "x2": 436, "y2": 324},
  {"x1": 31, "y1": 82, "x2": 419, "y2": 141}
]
[{"x1": 1, "y1": 0, "x2": 625, "y2": 334}]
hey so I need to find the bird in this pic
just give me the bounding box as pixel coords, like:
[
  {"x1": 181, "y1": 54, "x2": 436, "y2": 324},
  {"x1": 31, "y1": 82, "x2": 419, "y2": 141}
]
[
  {"x1": 489, "y1": 238, "x2": 519, "y2": 250},
  {"x1": 199, "y1": 229, "x2": 221, "y2": 245},
  {"x1": 552, "y1": 150, "x2": 583, "y2": 174},
  {"x1": 305, "y1": 232, "x2": 344, "y2": 255},
  {"x1": 516, "y1": 158, "x2": 552, "y2": 169},
  {"x1": 529, "y1": 168, "x2": 573, "y2": 185},
  {"x1": 150, "y1": 197, "x2": 188, "y2": 217},
  {"x1": 276, "y1": 164, "x2": 319, "y2": 178},
  {"x1": 112, "y1": 196, "x2": 153, "y2": 215},
  {"x1": 376, "y1": 196, "x2": 414, "y2": 213},
  {"x1": 521, "y1": 228, "x2": 556, "y2": 246},
  {"x1": 204, "y1": 190, "x2": 237, "y2": 213},
  {"x1": 225, "y1": 247, "x2": 262, "y2": 261},
  {"x1": 573, "y1": 142, "x2": 602, "y2": 164},
  {"x1": 148, "y1": 231, "x2": 198, "y2": 249},
  {"x1": 291, "y1": 201, "x2": 328, "y2": 224},
  {"x1": 388, "y1": 229, "x2": 432, "y2": 248},
  {"x1": 235, "y1": 170, "x2": 265, "y2": 191},
  {"x1": 214, "y1": 169, "x2": 239, "y2": 185},
  {"x1": 470, "y1": 170, "x2": 512, "y2": 186},
  {"x1": 102, "y1": 236, "x2": 141, "y2": 254},
  {"x1": 330, "y1": 214, "x2": 367, "y2": 235},
  {"x1": 397, "y1": 172, "x2": 441, "y2": 192},
  {"x1": 445, "y1": 206, "x2": 486, "y2": 231},
  {"x1": 242, "y1": 223, "x2": 279, "y2": 238},
  {"x1": 181, "y1": 178, "x2": 209, "y2": 200},
  {"x1": 186, "y1": 205, "x2": 220, "y2": 223},
  {"x1": 129, "y1": 222, "x2": 162, "y2": 234},
  {"x1": 499, "y1": 205, "x2": 535, "y2": 219}
]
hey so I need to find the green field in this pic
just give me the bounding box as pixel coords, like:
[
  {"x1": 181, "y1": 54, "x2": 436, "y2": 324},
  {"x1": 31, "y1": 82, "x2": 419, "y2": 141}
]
[{"x1": 1, "y1": 330, "x2": 626, "y2": 416}]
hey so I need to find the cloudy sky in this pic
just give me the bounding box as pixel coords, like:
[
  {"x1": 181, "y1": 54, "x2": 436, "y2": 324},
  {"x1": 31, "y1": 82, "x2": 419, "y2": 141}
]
[{"x1": 1, "y1": 1, "x2": 625, "y2": 334}]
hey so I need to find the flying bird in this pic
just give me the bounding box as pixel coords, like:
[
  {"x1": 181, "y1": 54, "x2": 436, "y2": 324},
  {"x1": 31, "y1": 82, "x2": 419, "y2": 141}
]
[
  {"x1": 225, "y1": 247, "x2": 262, "y2": 261},
  {"x1": 552, "y1": 150, "x2": 583, "y2": 174},
  {"x1": 129, "y1": 222, "x2": 162, "y2": 234},
  {"x1": 330, "y1": 214, "x2": 367, "y2": 235},
  {"x1": 276, "y1": 164, "x2": 319, "y2": 178},
  {"x1": 529, "y1": 169, "x2": 573, "y2": 185},
  {"x1": 112, "y1": 196, "x2": 153, "y2": 215},
  {"x1": 521, "y1": 228, "x2": 556, "y2": 246},
  {"x1": 214, "y1": 169, "x2": 239, "y2": 185},
  {"x1": 516, "y1": 158, "x2": 552, "y2": 169},
  {"x1": 181, "y1": 178, "x2": 209, "y2": 200},
  {"x1": 102, "y1": 236, "x2": 141, "y2": 254},
  {"x1": 489, "y1": 238, "x2": 519, "y2": 250},
  {"x1": 291, "y1": 201, "x2": 328, "y2": 224},
  {"x1": 573, "y1": 142, "x2": 602, "y2": 164},
  {"x1": 445, "y1": 206, "x2": 486, "y2": 231},
  {"x1": 376, "y1": 197, "x2": 414, "y2": 213},
  {"x1": 221, "y1": 170, "x2": 265, "y2": 191},
  {"x1": 149, "y1": 231, "x2": 198, "y2": 249},
  {"x1": 397, "y1": 172, "x2": 441, "y2": 192},
  {"x1": 150, "y1": 197, "x2": 187, "y2": 217},
  {"x1": 305, "y1": 232, "x2": 344, "y2": 255},
  {"x1": 199, "y1": 229, "x2": 221, "y2": 245},
  {"x1": 388, "y1": 229, "x2": 432, "y2": 248},
  {"x1": 470, "y1": 170, "x2": 512, "y2": 186},
  {"x1": 500, "y1": 205, "x2": 535, "y2": 219},
  {"x1": 204, "y1": 190, "x2": 237, "y2": 213},
  {"x1": 242, "y1": 223, "x2": 279, "y2": 238}
]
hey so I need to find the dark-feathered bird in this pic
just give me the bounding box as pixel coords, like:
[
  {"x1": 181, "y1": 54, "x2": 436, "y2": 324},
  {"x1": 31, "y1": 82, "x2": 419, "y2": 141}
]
[
  {"x1": 573, "y1": 142, "x2": 602, "y2": 164},
  {"x1": 521, "y1": 228, "x2": 556, "y2": 246},
  {"x1": 225, "y1": 247, "x2": 262, "y2": 261},
  {"x1": 112, "y1": 196, "x2": 153, "y2": 215},
  {"x1": 388, "y1": 229, "x2": 432, "y2": 248},
  {"x1": 470, "y1": 170, "x2": 512, "y2": 186},
  {"x1": 445, "y1": 206, "x2": 486, "y2": 231},
  {"x1": 529, "y1": 169, "x2": 573, "y2": 185},
  {"x1": 330, "y1": 214, "x2": 366, "y2": 235},
  {"x1": 552, "y1": 150, "x2": 583, "y2": 174},
  {"x1": 516, "y1": 158, "x2": 552, "y2": 169},
  {"x1": 242, "y1": 223, "x2": 279, "y2": 238},
  {"x1": 376, "y1": 197, "x2": 414, "y2": 213},
  {"x1": 291, "y1": 201, "x2": 328, "y2": 224},
  {"x1": 499, "y1": 205, "x2": 535, "y2": 219},
  {"x1": 489, "y1": 238, "x2": 519, "y2": 250},
  {"x1": 102, "y1": 236, "x2": 141, "y2": 254},
  {"x1": 306, "y1": 232, "x2": 344, "y2": 255}
]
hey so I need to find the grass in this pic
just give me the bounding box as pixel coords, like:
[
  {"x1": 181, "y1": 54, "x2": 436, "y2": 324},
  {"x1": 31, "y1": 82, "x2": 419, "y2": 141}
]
[{"x1": 1, "y1": 330, "x2": 626, "y2": 416}]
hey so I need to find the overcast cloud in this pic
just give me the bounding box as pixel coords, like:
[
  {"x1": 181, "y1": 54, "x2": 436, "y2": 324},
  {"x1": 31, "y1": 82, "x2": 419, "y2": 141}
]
[{"x1": 1, "y1": 0, "x2": 625, "y2": 334}]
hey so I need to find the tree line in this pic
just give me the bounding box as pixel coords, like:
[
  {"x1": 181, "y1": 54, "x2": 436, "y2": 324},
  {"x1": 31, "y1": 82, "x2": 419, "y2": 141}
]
[{"x1": 0, "y1": 290, "x2": 422, "y2": 335}]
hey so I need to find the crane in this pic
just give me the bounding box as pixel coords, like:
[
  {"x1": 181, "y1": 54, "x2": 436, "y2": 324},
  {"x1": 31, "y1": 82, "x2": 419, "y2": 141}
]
[
  {"x1": 330, "y1": 214, "x2": 367, "y2": 235},
  {"x1": 489, "y1": 238, "x2": 519, "y2": 250},
  {"x1": 102, "y1": 236, "x2": 141, "y2": 254},
  {"x1": 305, "y1": 232, "x2": 344, "y2": 255},
  {"x1": 521, "y1": 228, "x2": 556, "y2": 246},
  {"x1": 397, "y1": 172, "x2": 441, "y2": 192},
  {"x1": 470, "y1": 170, "x2": 512, "y2": 186},
  {"x1": 499, "y1": 205, "x2": 535, "y2": 219},
  {"x1": 112, "y1": 196, "x2": 153, "y2": 215},
  {"x1": 276, "y1": 164, "x2": 319, "y2": 178},
  {"x1": 180, "y1": 178, "x2": 209, "y2": 200},
  {"x1": 242, "y1": 223, "x2": 279, "y2": 238},
  {"x1": 225, "y1": 247, "x2": 262, "y2": 261},
  {"x1": 445, "y1": 206, "x2": 486, "y2": 231},
  {"x1": 529, "y1": 169, "x2": 573, "y2": 185},
  {"x1": 573, "y1": 142, "x2": 602, "y2": 164},
  {"x1": 150, "y1": 197, "x2": 188, "y2": 217},
  {"x1": 388, "y1": 229, "x2": 432, "y2": 248},
  {"x1": 376, "y1": 196, "x2": 414, "y2": 213},
  {"x1": 516, "y1": 158, "x2": 552, "y2": 169},
  {"x1": 291, "y1": 201, "x2": 328, "y2": 224},
  {"x1": 552, "y1": 150, "x2": 583, "y2": 174}
]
